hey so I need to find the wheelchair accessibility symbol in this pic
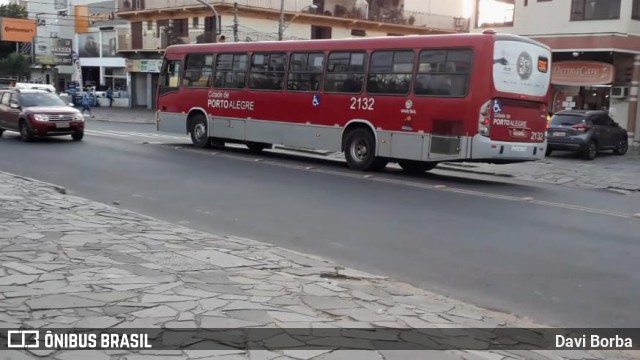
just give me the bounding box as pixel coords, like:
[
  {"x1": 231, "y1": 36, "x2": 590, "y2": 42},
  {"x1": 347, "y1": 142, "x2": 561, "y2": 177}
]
[
  {"x1": 493, "y1": 100, "x2": 502, "y2": 114},
  {"x1": 312, "y1": 95, "x2": 321, "y2": 107}
]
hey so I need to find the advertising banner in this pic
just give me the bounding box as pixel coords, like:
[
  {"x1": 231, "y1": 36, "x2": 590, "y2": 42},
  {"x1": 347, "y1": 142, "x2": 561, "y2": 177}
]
[
  {"x1": 125, "y1": 59, "x2": 162, "y2": 73},
  {"x1": 77, "y1": 32, "x2": 100, "y2": 57},
  {"x1": 33, "y1": 37, "x2": 73, "y2": 66},
  {"x1": 0, "y1": 17, "x2": 36, "y2": 43}
]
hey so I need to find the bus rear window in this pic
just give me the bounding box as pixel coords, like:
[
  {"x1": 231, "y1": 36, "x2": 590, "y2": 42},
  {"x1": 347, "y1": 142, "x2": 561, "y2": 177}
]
[{"x1": 549, "y1": 114, "x2": 586, "y2": 126}]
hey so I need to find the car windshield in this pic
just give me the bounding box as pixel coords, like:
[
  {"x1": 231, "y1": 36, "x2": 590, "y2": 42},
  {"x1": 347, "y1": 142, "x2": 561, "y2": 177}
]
[
  {"x1": 19, "y1": 93, "x2": 66, "y2": 107},
  {"x1": 549, "y1": 114, "x2": 586, "y2": 126}
]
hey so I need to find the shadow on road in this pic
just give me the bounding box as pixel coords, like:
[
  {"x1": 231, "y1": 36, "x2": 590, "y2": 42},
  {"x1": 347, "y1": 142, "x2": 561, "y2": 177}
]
[{"x1": 168, "y1": 143, "x2": 535, "y2": 191}]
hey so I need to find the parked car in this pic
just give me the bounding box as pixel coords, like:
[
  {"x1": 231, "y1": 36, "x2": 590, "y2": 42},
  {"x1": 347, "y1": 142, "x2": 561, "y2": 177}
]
[
  {"x1": 0, "y1": 89, "x2": 85, "y2": 142},
  {"x1": 546, "y1": 110, "x2": 628, "y2": 160}
]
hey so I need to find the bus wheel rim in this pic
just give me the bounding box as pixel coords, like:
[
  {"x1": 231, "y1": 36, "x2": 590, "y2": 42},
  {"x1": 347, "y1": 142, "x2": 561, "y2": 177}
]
[
  {"x1": 194, "y1": 123, "x2": 206, "y2": 140},
  {"x1": 351, "y1": 140, "x2": 368, "y2": 162}
]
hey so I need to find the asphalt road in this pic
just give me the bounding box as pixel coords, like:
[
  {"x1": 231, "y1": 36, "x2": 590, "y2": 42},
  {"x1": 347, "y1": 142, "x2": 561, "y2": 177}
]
[{"x1": 1, "y1": 121, "x2": 639, "y2": 328}]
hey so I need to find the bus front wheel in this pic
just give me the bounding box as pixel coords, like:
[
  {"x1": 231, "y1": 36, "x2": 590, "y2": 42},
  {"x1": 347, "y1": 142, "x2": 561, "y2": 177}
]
[
  {"x1": 344, "y1": 128, "x2": 387, "y2": 171},
  {"x1": 190, "y1": 114, "x2": 210, "y2": 148}
]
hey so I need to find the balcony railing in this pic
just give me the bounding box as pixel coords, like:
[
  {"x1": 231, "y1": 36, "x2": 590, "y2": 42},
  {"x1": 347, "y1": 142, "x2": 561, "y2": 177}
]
[
  {"x1": 117, "y1": 27, "x2": 168, "y2": 51},
  {"x1": 116, "y1": 0, "x2": 463, "y2": 32}
]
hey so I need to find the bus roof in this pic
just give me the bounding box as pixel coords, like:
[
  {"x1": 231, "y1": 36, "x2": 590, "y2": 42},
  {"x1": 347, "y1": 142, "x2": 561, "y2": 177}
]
[{"x1": 164, "y1": 33, "x2": 550, "y2": 55}]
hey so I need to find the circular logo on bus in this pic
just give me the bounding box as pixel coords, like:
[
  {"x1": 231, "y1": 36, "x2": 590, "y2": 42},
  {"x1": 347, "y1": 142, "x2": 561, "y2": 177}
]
[
  {"x1": 517, "y1": 51, "x2": 533, "y2": 80},
  {"x1": 405, "y1": 100, "x2": 413, "y2": 109}
]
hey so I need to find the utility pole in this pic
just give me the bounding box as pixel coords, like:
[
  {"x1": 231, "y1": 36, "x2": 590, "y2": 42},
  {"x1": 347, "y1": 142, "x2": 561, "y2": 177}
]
[
  {"x1": 278, "y1": 0, "x2": 285, "y2": 41},
  {"x1": 233, "y1": 2, "x2": 239, "y2": 42},
  {"x1": 196, "y1": 0, "x2": 220, "y2": 43}
]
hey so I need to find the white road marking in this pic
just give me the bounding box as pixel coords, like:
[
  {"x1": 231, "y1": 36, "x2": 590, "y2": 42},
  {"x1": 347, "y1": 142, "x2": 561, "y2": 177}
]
[{"x1": 85, "y1": 129, "x2": 188, "y2": 141}]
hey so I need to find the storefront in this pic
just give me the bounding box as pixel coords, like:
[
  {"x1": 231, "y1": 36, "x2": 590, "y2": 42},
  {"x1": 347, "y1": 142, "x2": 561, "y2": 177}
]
[
  {"x1": 550, "y1": 60, "x2": 615, "y2": 113},
  {"x1": 548, "y1": 52, "x2": 636, "y2": 138},
  {"x1": 126, "y1": 58, "x2": 162, "y2": 109}
]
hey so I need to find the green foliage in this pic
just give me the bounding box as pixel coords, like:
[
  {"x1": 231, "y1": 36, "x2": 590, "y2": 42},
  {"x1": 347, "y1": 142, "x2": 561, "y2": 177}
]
[
  {"x1": 0, "y1": 53, "x2": 31, "y2": 77},
  {"x1": 0, "y1": 3, "x2": 28, "y2": 18}
]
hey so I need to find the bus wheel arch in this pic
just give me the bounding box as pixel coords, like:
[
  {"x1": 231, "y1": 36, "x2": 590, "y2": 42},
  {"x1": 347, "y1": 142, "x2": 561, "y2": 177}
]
[
  {"x1": 342, "y1": 121, "x2": 387, "y2": 171},
  {"x1": 187, "y1": 109, "x2": 210, "y2": 148}
]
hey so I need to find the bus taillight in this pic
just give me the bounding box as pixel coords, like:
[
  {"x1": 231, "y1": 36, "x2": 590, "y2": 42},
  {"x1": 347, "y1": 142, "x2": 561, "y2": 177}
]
[{"x1": 479, "y1": 100, "x2": 492, "y2": 137}]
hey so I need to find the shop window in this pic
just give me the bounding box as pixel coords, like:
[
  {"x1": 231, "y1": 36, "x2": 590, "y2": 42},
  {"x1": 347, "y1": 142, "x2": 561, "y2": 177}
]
[
  {"x1": 367, "y1": 50, "x2": 414, "y2": 95},
  {"x1": 287, "y1": 52, "x2": 324, "y2": 91},
  {"x1": 415, "y1": 49, "x2": 472, "y2": 97},
  {"x1": 474, "y1": 0, "x2": 514, "y2": 28},
  {"x1": 214, "y1": 53, "x2": 247, "y2": 89},
  {"x1": 324, "y1": 51, "x2": 366, "y2": 93},
  {"x1": 249, "y1": 53, "x2": 287, "y2": 90},
  {"x1": 183, "y1": 53, "x2": 213, "y2": 88},
  {"x1": 570, "y1": 0, "x2": 620, "y2": 21}
]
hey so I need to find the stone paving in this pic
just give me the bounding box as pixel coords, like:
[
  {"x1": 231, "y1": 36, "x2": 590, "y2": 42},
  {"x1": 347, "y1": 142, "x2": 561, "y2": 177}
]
[
  {"x1": 1, "y1": 171, "x2": 635, "y2": 360},
  {"x1": 437, "y1": 151, "x2": 640, "y2": 193}
]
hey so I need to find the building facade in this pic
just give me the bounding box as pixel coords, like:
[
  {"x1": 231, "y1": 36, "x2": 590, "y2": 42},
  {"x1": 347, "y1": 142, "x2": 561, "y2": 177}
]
[
  {"x1": 471, "y1": 0, "x2": 640, "y2": 145},
  {"x1": 115, "y1": 0, "x2": 469, "y2": 109},
  {"x1": 26, "y1": 0, "x2": 76, "y2": 90},
  {"x1": 73, "y1": 0, "x2": 129, "y2": 106}
]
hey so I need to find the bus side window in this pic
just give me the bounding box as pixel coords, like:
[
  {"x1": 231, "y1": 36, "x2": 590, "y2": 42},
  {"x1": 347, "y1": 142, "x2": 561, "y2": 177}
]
[
  {"x1": 214, "y1": 53, "x2": 248, "y2": 89},
  {"x1": 367, "y1": 50, "x2": 414, "y2": 95},
  {"x1": 287, "y1": 52, "x2": 324, "y2": 92},
  {"x1": 161, "y1": 60, "x2": 182, "y2": 88},
  {"x1": 415, "y1": 49, "x2": 472, "y2": 97},
  {"x1": 183, "y1": 54, "x2": 214, "y2": 88},
  {"x1": 249, "y1": 52, "x2": 287, "y2": 91},
  {"x1": 325, "y1": 51, "x2": 366, "y2": 94}
]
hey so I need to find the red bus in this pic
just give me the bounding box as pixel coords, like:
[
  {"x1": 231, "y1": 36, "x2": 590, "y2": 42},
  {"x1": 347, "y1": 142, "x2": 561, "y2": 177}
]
[{"x1": 157, "y1": 30, "x2": 551, "y2": 172}]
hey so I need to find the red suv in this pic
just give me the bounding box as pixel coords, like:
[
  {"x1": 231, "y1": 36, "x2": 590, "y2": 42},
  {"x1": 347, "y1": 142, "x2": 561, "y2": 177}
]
[{"x1": 0, "y1": 89, "x2": 84, "y2": 142}]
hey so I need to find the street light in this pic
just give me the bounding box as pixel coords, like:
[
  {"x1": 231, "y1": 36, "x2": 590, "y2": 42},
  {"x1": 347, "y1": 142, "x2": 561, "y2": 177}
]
[
  {"x1": 196, "y1": 0, "x2": 221, "y2": 43},
  {"x1": 279, "y1": 3, "x2": 318, "y2": 41}
]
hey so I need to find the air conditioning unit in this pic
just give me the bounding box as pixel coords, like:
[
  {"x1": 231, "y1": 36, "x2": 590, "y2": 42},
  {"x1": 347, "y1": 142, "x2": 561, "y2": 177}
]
[{"x1": 611, "y1": 86, "x2": 629, "y2": 99}]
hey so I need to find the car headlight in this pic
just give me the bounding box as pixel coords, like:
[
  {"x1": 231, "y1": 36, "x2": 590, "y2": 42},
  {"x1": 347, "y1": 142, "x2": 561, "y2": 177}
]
[
  {"x1": 33, "y1": 114, "x2": 49, "y2": 121},
  {"x1": 73, "y1": 113, "x2": 84, "y2": 121}
]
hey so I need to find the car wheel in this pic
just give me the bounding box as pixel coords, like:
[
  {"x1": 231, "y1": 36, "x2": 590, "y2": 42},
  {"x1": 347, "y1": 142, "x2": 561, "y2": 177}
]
[
  {"x1": 344, "y1": 128, "x2": 387, "y2": 171},
  {"x1": 582, "y1": 140, "x2": 597, "y2": 160},
  {"x1": 0, "y1": 129, "x2": 4, "y2": 137},
  {"x1": 189, "y1": 114, "x2": 210, "y2": 148},
  {"x1": 398, "y1": 160, "x2": 437, "y2": 174},
  {"x1": 545, "y1": 149, "x2": 552, "y2": 157},
  {"x1": 71, "y1": 131, "x2": 84, "y2": 141},
  {"x1": 19, "y1": 121, "x2": 33, "y2": 142},
  {"x1": 613, "y1": 138, "x2": 628, "y2": 155}
]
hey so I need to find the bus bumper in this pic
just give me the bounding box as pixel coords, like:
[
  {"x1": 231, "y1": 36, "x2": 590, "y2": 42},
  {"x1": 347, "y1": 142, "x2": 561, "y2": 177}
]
[{"x1": 470, "y1": 134, "x2": 546, "y2": 162}]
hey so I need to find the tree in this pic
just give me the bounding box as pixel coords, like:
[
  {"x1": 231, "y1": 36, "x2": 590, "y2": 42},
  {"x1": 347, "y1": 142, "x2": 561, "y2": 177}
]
[
  {"x1": 0, "y1": 4, "x2": 28, "y2": 18},
  {"x1": 0, "y1": 53, "x2": 31, "y2": 77}
]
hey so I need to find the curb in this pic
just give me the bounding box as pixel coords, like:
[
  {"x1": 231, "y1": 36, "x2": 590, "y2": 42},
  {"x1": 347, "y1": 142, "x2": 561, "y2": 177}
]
[
  {"x1": 87, "y1": 118, "x2": 156, "y2": 125},
  {"x1": 2, "y1": 172, "x2": 66, "y2": 194},
  {"x1": 436, "y1": 164, "x2": 514, "y2": 178}
]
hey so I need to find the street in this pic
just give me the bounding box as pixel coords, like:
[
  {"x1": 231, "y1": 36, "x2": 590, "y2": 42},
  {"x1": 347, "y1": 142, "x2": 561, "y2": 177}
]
[{"x1": 1, "y1": 119, "x2": 639, "y2": 330}]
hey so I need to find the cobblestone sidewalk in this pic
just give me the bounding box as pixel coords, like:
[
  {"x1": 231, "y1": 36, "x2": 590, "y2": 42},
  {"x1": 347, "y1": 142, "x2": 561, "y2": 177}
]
[
  {"x1": 0, "y1": 172, "x2": 635, "y2": 360},
  {"x1": 438, "y1": 151, "x2": 640, "y2": 193}
]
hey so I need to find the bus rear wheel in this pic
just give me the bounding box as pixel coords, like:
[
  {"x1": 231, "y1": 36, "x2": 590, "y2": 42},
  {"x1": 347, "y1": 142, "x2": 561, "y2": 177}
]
[
  {"x1": 344, "y1": 128, "x2": 387, "y2": 171},
  {"x1": 398, "y1": 160, "x2": 437, "y2": 174},
  {"x1": 190, "y1": 114, "x2": 210, "y2": 148}
]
